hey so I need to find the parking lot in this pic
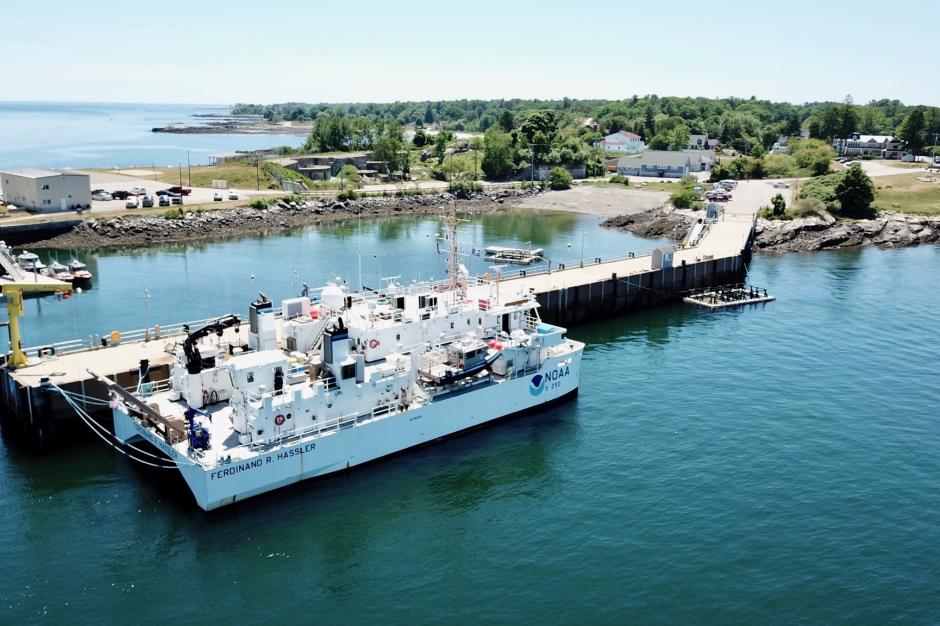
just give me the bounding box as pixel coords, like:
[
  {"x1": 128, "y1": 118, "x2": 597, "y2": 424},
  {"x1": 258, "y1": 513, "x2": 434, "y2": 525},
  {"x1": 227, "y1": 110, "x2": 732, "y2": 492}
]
[{"x1": 83, "y1": 170, "x2": 281, "y2": 213}]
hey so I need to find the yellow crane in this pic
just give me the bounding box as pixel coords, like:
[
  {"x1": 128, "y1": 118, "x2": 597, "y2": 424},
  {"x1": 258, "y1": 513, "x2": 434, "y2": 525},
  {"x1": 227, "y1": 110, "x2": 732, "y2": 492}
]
[{"x1": 1, "y1": 279, "x2": 72, "y2": 368}]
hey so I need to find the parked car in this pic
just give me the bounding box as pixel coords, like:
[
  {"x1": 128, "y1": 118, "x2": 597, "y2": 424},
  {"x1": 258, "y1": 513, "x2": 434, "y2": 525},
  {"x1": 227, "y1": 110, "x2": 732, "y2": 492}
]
[
  {"x1": 158, "y1": 196, "x2": 170, "y2": 207},
  {"x1": 141, "y1": 196, "x2": 154, "y2": 207},
  {"x1": 155, "y1": 189, "x2": 170, "y2": 196},
  {"x1": 92, "y1": 191, "x2": 112, "y2": 201},
  {"x1": 167, "y1": 186, "x2": 192, "y2": 196},
  {"x1": 227, "y1": 190, "x2": 239, "y2": 200},
  {"x1": 718, "y1": 180, "x2": 738, "y2": 188},
  {"x1": 111, "y1": 190, "x2": 131, "y2": 200},
  {"x1": 125, "y1": 198, "x2": 139, "y2": 209},
  {"x1": 708, "y1": 193, "x2": 730, "y2": 202},
  {"x1": 130, "y1": 187, "x2": 147, "y2": 196},
  {"x1": 170, "y1": 196, "x2": 183, "y2": 205},
  {"x1": 772, "y1": 181, "x2": 790, "y2": 189},
  {"x1": 213, "y1": 192, "x2": 223, "y2": 202}
]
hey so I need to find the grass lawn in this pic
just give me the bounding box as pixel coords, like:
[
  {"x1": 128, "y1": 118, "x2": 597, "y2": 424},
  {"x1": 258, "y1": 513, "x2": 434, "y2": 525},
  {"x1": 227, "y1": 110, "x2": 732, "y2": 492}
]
[
  {"x1": 874, "y1": 173, "x2": 940, "y2": 215},
  {"x1": 152, "y1": 164, "x2": 267, "y2": 190}
]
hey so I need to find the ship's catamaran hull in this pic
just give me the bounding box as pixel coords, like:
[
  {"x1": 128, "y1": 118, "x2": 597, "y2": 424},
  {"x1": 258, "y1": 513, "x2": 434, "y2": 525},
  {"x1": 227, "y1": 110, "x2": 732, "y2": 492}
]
[{"x1": 115, "y1": 352, "x2": 580, "y2": 510}]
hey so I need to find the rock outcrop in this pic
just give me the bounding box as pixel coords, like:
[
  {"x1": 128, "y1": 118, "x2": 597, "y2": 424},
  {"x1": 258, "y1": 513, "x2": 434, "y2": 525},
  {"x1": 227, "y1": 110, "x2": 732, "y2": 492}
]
[
  {"x1": 754, "y1": 212, "x2": 940, "y2": 252},
  {"x1": 32, "y1": 188, "x2": 542, "y2": 249}
]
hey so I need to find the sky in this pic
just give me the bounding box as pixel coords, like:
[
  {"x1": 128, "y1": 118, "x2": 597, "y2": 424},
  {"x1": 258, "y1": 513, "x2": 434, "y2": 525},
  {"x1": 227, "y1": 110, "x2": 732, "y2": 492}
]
[{"x1": 1, "y1": 0, "x2": 936, "y2": 107}]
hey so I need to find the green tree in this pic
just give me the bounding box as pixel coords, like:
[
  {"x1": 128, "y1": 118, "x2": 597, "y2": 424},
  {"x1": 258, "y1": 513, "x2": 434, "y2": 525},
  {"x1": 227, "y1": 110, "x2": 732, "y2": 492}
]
[
  {"x1": 839, "y1": 96, "x2": 858, "y2": 138},
  {"x1": 898, "y1": 108, "x2": 926, "y2": 154},
  {"x1": 647, "y1": 134, "x2": 669, "y2": 150},
  {"x1": 433, "y1": 133, "x2": 448, "y2": 165},
  {"x1": 834, "y1": 165, "x2": 875, "y2": 216},
  {"x1": 548, "y1": 167, "x2": 572, "y2": 190},
  {"x1": 789, "y1": 139, "x2": 835, "y2": 176},
  {"x1": 498, "y1": 110, "x2": 515, "y2": 132},
  {"x1": 666, "y1": 123, "x2": 691, "y2": 151},
  {"x1": 771, "y1": 193, "x2": 786, "y2": 217},
  {"x1": 413, "y1": 129, "x2": 428, "y2": 147},
  {"x1": 481, "y1": 128, "x2": 516, "y2": 180},
  {"x1": 820, "y1": 106, "x2": 842, "y2": 140}
]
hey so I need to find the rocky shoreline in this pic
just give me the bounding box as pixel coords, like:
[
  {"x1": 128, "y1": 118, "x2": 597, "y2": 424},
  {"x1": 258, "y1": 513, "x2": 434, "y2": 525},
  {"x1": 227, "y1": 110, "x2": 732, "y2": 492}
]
[
  {"x1": 754, "y1": 212, "x2": 940, "y2": 252},
  {"x1": 30, "y1": 189, "x2": 543, "y2": 250},
  {"x1": 602, "y1": 207, "x2": 940, "y2": 252}
]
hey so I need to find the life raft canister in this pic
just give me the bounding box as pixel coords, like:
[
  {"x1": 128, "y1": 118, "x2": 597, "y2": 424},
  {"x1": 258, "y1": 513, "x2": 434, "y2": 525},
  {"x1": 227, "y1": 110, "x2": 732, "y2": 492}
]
[
  {"x1": 369, "y1": 338, "x2": 380, "y2": 349},
  {"x1": 274, "y1": 414, "x2": 285, "y2": 426}
]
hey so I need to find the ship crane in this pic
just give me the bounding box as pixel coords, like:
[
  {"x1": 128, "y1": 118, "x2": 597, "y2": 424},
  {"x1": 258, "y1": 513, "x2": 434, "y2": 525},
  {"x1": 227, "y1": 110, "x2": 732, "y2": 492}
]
[
  {"x1": 1, "y1": 281, "x2": 73, "y2": 368},
  {"x1": 182, "y1": 315, "x2": 240, "y2": 374}
]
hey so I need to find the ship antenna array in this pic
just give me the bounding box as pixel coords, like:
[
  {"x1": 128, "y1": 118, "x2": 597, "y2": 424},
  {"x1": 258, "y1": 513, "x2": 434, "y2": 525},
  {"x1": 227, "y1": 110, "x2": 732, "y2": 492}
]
[{"x1": 437, "y1": 201, "x2": 471, "y2": 297}]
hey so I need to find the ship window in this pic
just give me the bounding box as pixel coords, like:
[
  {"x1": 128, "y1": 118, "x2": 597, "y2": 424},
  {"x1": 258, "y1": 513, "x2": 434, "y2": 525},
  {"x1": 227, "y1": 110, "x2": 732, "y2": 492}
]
[
  {"x1": 341, "y1": 363, "x2": 356, "y2": 379},
  {"x1": 450, "y1": 322, "x2": 454, "y2": 329},
  {"x1": 396, "y1": 334, "x2": 400, "y2": 341},
  {"x1": 467, "y1": 319, "x2": 471, "y2": 325},
  {"x1": 247, "y1": 372, "x2": 255, "y2": 383}
]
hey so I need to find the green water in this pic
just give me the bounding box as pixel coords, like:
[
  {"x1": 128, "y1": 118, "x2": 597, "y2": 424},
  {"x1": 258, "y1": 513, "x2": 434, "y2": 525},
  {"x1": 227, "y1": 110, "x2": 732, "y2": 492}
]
[{"x1": 2, "y1": 214, "x2": 939, "y2": 624}]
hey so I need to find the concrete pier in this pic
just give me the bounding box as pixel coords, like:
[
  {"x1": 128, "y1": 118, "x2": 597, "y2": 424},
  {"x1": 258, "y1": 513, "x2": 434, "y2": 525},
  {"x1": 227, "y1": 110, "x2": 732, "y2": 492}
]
[{"x1": 0, "y1": 210, "x2": 756, "y2": 450}]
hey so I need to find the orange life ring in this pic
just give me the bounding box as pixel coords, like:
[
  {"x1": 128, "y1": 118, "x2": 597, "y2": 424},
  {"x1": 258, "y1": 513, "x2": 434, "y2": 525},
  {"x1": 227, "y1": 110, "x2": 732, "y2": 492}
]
[
  {"x1": 274, "y1": 414, "x2": 285, "y2": 426},
  {"x1": 369, "y1": 339, "x2": 380, "y2": 349}
]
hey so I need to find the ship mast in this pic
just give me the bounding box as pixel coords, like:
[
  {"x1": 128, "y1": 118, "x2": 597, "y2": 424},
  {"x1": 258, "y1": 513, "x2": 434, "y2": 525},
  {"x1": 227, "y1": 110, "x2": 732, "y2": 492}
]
[{"x1": 439, "y1": 201, "x2": 469, "y2": 298}]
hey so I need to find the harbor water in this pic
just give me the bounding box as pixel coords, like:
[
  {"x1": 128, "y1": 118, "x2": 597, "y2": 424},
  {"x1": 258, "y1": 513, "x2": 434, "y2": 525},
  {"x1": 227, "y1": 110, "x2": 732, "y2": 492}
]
[
  {"x1": 1, "y1": 213, "x2": 938, "y2": 623},
  {"x1": 0, "y1": 102, "x2": 305, "y2": 170}
]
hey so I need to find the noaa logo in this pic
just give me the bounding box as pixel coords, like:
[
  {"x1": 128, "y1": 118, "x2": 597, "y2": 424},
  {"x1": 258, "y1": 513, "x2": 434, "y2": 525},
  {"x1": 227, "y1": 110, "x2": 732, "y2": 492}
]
[{"x1": 529, "y1": 374, "x2": 546, "y2": 396}]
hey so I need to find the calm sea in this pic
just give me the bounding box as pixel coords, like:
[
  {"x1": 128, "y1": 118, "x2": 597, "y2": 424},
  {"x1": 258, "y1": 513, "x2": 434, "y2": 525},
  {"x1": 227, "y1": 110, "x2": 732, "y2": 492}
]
[
  {"x1": 1, "y1": 212, "x2": 938, "y2": 623},
  {"x1": 0, "y1": 102, "x2": 305, "y2": 170}
]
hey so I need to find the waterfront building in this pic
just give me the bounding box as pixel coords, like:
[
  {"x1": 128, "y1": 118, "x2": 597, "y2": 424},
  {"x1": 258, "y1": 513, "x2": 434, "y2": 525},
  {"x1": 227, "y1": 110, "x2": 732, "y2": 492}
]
[{"x1": 0, "y1": 169, "x2": 91, "y2": 212}]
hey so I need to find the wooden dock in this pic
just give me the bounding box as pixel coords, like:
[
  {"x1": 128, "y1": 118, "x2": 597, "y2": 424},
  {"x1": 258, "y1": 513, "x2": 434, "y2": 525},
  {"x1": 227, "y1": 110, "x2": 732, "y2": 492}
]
[{"x1": 0, "y1": 212, "x2": 758, "y2": 449}]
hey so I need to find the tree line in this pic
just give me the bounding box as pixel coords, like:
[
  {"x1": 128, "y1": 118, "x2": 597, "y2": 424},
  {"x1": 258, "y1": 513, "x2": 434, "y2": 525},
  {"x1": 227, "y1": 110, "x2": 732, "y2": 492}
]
[{"x1": 234, "y1": 95, "x2": 940, "y2": 154}]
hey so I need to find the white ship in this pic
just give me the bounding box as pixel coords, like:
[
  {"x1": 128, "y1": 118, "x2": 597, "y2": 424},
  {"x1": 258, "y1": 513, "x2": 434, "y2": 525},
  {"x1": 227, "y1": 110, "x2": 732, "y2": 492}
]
[{"x1": 104, "y1": 217, "x2": 583, "y2": 511}]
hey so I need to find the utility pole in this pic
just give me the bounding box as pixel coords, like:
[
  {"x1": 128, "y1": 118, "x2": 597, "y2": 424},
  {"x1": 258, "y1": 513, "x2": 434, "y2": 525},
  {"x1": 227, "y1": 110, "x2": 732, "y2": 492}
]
[
  {"x1": 256, "y1": 155, "x2": 261, "y2": 190},
  {"x1": 187, "y1": 150, "x2": 191, "y2": 186},
  {"x1": 178, "y1": 162, "x2": 182, "y2": 186}
]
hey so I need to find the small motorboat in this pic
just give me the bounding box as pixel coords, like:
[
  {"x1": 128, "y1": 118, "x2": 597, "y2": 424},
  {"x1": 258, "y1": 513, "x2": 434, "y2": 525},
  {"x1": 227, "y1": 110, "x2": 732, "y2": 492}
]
[
  {"x1": 68, "y1": 259, "x2": 93, "y2": 285},
  {"x1": 43, "y1": 260, "x2": 74, "y2": 282},
  {"x1": 16, "y1": 251, "x2": 46, "y2": 272}
]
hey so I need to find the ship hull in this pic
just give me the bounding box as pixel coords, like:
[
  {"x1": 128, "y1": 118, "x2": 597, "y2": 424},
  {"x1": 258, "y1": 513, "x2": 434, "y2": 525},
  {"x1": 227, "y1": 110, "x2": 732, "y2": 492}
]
[{"x1": 115, "y1": 351, "x2": 582, "y2": 510}]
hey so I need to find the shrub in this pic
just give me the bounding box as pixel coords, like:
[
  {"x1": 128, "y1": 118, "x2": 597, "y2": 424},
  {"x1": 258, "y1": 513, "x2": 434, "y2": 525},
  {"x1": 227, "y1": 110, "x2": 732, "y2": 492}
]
[
  {"x1": 610, "y1": 174, "x2": 625, "y2": 184},
  {"x1": 548, "y1": 167, "x2": 573, "y2": 190},
  {"x1": 448, "y1": 179, "x2": 484, "y2": 198},
  {"x1": 163, "y1": 207, "x2": 184, "y2": 220},
  {"x1": 670, "y1": 187, "x2": 698, "y2": 209},
  {"x1": 336, "y1": 189, "x2": 358, "y2": 201},
  {"x1": 797, "y1": 172, "x2": 842, "y2": 211},
  {"x1": 248, "y1": 198, "x2": 271, "y2": 210},
  {"x1": 764, "y1": 153, "x2": 797, "y2": 177},
  {"x1": 792, "y1": 197, "x2": 827, "y2": 217}
]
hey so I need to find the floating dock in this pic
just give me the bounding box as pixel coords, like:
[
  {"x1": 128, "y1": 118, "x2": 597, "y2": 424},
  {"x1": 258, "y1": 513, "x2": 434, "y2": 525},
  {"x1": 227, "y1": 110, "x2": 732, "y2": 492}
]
[
  {"x1": 683, "y1": 284, "x2": 775, "y2": 309},
  {"x1": 0, "y1": 214, "x2": 757, "y2": 449}
]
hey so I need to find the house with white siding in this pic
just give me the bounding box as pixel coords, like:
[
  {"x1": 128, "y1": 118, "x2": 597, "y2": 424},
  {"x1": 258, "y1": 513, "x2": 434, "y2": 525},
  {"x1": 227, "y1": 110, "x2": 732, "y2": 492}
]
[
  {"x1": 833, "y1": 133, "x2": 904, "y2": 159},
  {"x1": 615, "y1": 150, "x2": 713, "y2": 178},
  {"x1": 595, "y1": 130, "x2": 646, "y2": 154}
]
